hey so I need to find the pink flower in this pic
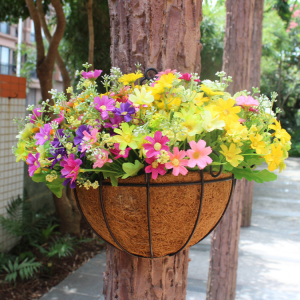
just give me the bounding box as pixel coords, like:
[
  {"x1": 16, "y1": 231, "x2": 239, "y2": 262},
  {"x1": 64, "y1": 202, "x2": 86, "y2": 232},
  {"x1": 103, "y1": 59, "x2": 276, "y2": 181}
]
[
  {"x1": 165, "y1": 147, "x2": 189, "y2": 176},
  {"x1": 145, "y1": 157, "x2": 166, "y2": 179},
  {"x1": 35, "y1": 123, "x2": 51, "y2": 145},
  {"x1": 27, "y1": 153, "x2": 40, "y2": 177},
  {"x1": 93, "y1": 150, "x2": 112, "y2": 169},
  {"x1": 110, "y1": 143, "x2": 131, "y2": 160},
  {"x1": 239, "y1": 118, "x2": 246, "y2": 124},
  {"x1": 289, "y1": 21, "x2": 298, "y2": 29},
  {"x1": 60, "y1": 154, "x2": 82, "y2": 188},
  {"x1": 82, "y1": 69, "x2": 102, "y2": 80},
  {"x1": 30, "y1": 108, "x2": 42, "y2": 124},
  {"x1": 186, "y1": 140, "x2": 212, "y2": 169},
  {"x1": 81, "y1": 128, "x2": 98, "y2": 152},
  {"x1": 236, "y1": 95, "x2": 259, "y2": 108},
  {"x1": 179, "y1": 73, "x2": 200, "y2": 82},
  {"x1": 156, "y1": 69, "x2": 177, "y2": 80},
  {"x1": 94, "y1": 95, "x2": 115, "y2": 120},
  {"x1": 51, "y1": 111, "x2": 64, "y2": 125},
  {"x1": 292, "y1": 10, "x2": 300, "y2": 18},
  {"x1": 143, "y1": 131, "x2": 169, "y2": 158},
  {"x1": 249, "y1": 107, "x2": 259, "y2": 113}
]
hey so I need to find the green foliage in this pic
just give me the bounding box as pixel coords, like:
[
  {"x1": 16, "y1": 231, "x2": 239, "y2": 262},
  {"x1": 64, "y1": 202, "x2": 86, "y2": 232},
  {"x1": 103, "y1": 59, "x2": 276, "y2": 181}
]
[
  {"x1": 0, "y1": 0, "x2": 51, "y2": 23},
  {"x1": 62, "y1": 0, "x2": 111, "y2": 90},
  {"x1": 200, "y1": 1, "x2": 225, "y2": 80},
  {"x1": 122, "y1": 160, "x2": 144, "y2": 179},
  {"x1": 232, "y1": 168, "x2": 278, "y2": 183},
  {"x1": 0, "y1": 196, "x2": 58, "y2": 246},
  {"x1": 1, "y1": 257, "x2": 41, "y2": 284}
]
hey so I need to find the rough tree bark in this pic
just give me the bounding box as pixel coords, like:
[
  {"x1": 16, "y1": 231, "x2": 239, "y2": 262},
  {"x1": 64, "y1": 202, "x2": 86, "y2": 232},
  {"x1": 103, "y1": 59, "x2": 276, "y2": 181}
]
[
  {"x1": 108, "y1": 0, "x2": 202, "y2": 73},
  {"x1": 207, "y1": 1, "x2": 264, "y2": 299},
  {"x1": 87, "y1": 0, "x2": 95, "y2": 70},
  {"x1": 104, "y1": 1, "x2": 202, "y2": 299}
]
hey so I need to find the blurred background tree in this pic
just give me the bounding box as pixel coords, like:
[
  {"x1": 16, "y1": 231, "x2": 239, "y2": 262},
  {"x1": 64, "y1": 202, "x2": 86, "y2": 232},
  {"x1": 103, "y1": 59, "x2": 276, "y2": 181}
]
[{"x1": 200, "y1": 0, "x2": 300, "y2": 157}]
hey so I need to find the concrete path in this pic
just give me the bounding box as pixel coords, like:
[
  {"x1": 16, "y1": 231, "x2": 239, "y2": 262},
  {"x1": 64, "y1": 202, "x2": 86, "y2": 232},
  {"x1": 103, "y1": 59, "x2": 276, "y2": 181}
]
[{"x1": 40, "y1": 158, "x2": 300, "y2": 300}]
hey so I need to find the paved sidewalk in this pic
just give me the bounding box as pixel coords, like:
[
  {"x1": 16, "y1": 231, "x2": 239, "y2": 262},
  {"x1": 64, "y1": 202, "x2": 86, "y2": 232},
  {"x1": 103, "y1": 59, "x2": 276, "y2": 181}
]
[{"x1": 41, "y1": 158, "x2": 300, "y2": 300}]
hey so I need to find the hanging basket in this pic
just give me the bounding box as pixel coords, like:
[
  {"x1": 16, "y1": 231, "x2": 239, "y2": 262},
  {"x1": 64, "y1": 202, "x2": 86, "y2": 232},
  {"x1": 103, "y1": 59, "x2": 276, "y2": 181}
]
[{"x1": 74, "y1": 170, "x2": 236, "y2": 258}]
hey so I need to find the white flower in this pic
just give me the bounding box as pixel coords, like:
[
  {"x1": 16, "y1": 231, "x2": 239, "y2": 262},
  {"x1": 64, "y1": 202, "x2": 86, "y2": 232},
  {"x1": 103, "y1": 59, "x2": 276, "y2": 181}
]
[{"x1": 201, "y1": 110, "x2": 225, "y2": 132}]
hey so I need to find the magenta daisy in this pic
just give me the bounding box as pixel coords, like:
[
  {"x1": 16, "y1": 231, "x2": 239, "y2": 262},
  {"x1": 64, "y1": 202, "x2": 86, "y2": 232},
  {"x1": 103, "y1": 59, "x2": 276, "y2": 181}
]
[
  {"x1": 26, "y1": 153, "x2": 40, "y2": 177},
  {"x1": 145, "y1": 157, "x2": 166, "y2": 180},
  {"x1": 143, "y1": 131, "x2": 169, "y2": 158},
  {"x1": 186, "y1": 140, "x2": 212, "y2": 169},
  {"x1": 60, "y1": 154, "x2": 82, "y2": 189},
  {"x1": 236, "y1": 95, "x2": 259, "y2": 108},
  {"x1": 110, "y1": 143, "x2": 131, "y2": 160},
  {"x1": 35, "y1": 123, "x2": 52, "y2": 145},
  {"x1": 82, "y1": 69, "x2": 102, "y2": 80},
  {"x1": 94, "y1": 95, "x2": 115, "y2": 120},
  {"x1": 165, "y1": 147, "x2": 189, "y2": 176}
]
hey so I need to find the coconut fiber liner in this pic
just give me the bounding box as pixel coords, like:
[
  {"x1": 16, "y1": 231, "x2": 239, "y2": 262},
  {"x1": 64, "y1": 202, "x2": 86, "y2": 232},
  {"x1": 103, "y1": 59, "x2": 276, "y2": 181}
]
[{"x1": 74, "y1": 172, "x2": 234, "y2": 258}]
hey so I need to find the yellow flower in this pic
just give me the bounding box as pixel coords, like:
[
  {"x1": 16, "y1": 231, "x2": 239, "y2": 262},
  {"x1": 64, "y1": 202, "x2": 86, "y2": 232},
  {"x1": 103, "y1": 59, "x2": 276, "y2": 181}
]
[
  {"x1": 155, "y1": 95, "x2": 182, "y2": 111},
  {"x1": 113, "y1": 123, "x2": 140, "y2": 150},
  {"x1": 220, "y1": 143, "x2": 244, "y2": 167},
  {"x1": 119, "y1": 72, "x2": 143, "y2": 85},
  {"x1": 16, "y1": 123, "x2": 34, "y2": 140},
  {"x1": 201, "y1": 110, "x2": 225, "y2": 132},
  {"x1": 269, "y1": 120, "x2": 291, "y2": 144},
  {"x1": 175, "y1": 109, "x2": 202, "y2": 140},
  {"x1": 200, "y1": 85, "x2": 224, "y2": 97},
  {"x1": 264, "y1": 144, "x2": 283, "y2": 171},
  {"x1": 226, "y1": 121, "x2": 248, "y2": 142},
  {"x1": 212, "y1": 98, "x2": 241, "y2": 125},
  {"x1": 249, "y1": 133, "x2": 266, "y2": 154},
  {"x1": 129, "y1": 86, "x2": 154, "y2": 105},
  {"x1": 15, "y1": 141, "x2": 28, "y2": 162},
  {"x1": 193, "y1": 92, "x2": 210, "y2": 107},
  {"x1": 156, "y1": 73, "x2": 176, "y2": 89}
]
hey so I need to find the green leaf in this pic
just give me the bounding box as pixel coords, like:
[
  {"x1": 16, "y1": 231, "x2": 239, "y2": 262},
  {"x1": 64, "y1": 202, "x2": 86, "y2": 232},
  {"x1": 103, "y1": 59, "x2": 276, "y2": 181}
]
[
  {"x1": 32, "y1": 173, "x2": 46, "y2": 183},
  {"x1": 46, "y1": 177, "x2": 65, "y2": 198},
  {"x1": 232, "y1": 168, "x2": 277, "y2": 183},
  {"x1": 122, "y1": 160, "x2": 144, "y2": 179}
]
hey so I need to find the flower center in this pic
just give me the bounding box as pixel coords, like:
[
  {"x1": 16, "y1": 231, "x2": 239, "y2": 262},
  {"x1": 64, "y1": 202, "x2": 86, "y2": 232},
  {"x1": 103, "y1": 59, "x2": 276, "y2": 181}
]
[
  {"x1": 172, "y1": 158, "x2": 180, "y2": 167},
  {"x1": 124, "y1": 134, "x2": 132, "y2": 143},
  {"x1": 152, "y1": 161, "x2": 159, "y2": 169},
  {"x1": 193, "y1": 152, "x2": 200, "y2": 159},
  {"x1": 226, "y1": 152, "x2": 233, "y2": 160},
  {"x1": 154, "y1": 143, "x2": 162, "y2": 151},
  {"x1": 120, "y1": 150, "x2": 125, "y2": 156},
  {"x1": 121, "y1": 111, "x2": 128, "y2": 116},
  {"x1": 44, "y1": 135, "x2": 48, "y2": 140},
  {"x1": 100, "y1": 105, "x2": 107, "y2": 111},
  {"x1": 34, "y1": 161, "x2": 38, "y2": 166},
  {"x1": 253, "y1": 142, "x2": 258, "y2": 147},
  {"x1": 223, "y1": 109, "x2": 230, "y2": 116}
]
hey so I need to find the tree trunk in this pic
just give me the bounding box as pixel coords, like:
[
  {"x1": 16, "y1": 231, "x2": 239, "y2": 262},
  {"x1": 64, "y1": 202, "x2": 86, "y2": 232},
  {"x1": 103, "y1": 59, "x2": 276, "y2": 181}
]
[
  {"x1": 206, "y1": 180, "x2": 245, "y2": 300},
  {"x1": 104, "y1": 245, "x2": 190, "y2": 300},
  {"x1": 54, "y1": 186, "x2": 81, "y2": 235},
  {"x1": 108, "y1": 0, "x2": 202, "y2": 73},
  {"x1": 104, "y1": 1, "x2": 202, "y2": 299},
  {"x1": 87, "y1": 0, "x2": 95, "y2": 70},
  {"x1": 207, "y1": 1, "x2": 264, "y2": 299}
]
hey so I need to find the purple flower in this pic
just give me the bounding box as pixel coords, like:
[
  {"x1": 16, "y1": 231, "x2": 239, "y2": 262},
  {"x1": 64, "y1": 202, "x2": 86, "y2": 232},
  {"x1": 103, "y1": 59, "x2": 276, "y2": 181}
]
[
  {"x1": 82, "y1": 69, "x2": 102, "y2": 80},
  {"x1": 94, "y1": 95, "x2": 116, "y2": 120},
  {"x1": 35, "y1": 124, "x2": 52, "y2": 145},
  {"x1": 74, "y1": 125, "x2": 90, "y2": 155},
  {"x1": 49, "y1": 129, "x2": 68, "y2": 168},
  {"x1": 115, "y1": 102, "x2": 136, "y2": 122},
  {"x1": 30, "y1": 108, "x2": 42, "y2": 124},
  {"x1": 60, "y1": 154, "x2": 82, "y2": 189},
  {"x1": 104, "y1": 115, "x2": 123, "y2": 130},
  {"x1": 26, "y1": 153, "x2": 40, "y2": 177}
]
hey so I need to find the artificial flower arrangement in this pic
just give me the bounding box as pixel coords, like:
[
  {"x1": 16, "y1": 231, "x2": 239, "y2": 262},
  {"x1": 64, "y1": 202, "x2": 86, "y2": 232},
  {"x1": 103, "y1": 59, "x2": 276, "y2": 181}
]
[{"x1": 13, "y1": 63, "x2": 291, "y2": 197}]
